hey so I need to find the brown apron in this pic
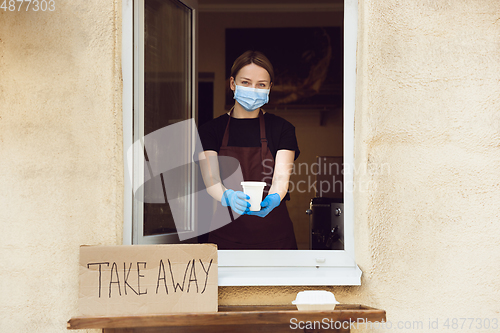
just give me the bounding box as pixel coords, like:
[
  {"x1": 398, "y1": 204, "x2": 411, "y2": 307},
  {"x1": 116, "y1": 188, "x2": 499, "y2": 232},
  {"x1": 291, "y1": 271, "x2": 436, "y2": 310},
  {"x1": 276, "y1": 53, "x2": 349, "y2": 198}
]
[{"x1": 207, "y1": 110, "x2": 297, "y2": 250}]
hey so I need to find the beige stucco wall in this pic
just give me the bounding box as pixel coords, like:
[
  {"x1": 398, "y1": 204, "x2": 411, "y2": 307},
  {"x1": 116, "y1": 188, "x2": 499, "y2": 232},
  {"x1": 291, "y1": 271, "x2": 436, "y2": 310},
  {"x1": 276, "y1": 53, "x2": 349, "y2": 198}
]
[
  {"x1": 350, "y1": 0, "x2": 500, "y2": 331},
  {"x1": 0, "y1": 1, "x2": 122, "y2": 332},
  {"x1": 2, "y1": 0, "x2": 500, "y2": 332}
]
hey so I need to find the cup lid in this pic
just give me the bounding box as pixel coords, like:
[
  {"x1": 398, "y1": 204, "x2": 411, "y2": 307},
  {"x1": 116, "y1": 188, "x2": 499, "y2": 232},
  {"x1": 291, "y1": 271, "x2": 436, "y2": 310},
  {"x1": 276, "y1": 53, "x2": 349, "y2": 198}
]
[{"x1": 241, "y1": 181, "x2": 267, "y2": 186}]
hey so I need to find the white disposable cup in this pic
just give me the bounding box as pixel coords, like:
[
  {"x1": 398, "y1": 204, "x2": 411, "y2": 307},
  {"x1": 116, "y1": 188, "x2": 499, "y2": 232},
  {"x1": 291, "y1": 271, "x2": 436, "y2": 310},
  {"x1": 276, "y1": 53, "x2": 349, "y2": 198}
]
[{"x1": 241, "y1": 181, "x2": 267, "y2": 211}]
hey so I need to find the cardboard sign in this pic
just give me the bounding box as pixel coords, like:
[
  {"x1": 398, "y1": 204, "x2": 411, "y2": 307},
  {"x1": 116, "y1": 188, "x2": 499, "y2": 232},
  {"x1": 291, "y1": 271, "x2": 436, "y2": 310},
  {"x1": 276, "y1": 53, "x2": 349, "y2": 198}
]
[{"x1": 78, "y1": 244, "x2": 218, "y2": 316}]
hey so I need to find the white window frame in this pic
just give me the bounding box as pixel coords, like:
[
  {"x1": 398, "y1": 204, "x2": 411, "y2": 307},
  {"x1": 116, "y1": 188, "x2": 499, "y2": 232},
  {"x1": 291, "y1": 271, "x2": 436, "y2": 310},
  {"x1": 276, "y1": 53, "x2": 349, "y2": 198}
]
[
  {"x1": 122, "y1": 0, "x2": 361, "y2": 286},
  {"x1": 128, "y1": 0, "x2": 199, "y2": 245}
]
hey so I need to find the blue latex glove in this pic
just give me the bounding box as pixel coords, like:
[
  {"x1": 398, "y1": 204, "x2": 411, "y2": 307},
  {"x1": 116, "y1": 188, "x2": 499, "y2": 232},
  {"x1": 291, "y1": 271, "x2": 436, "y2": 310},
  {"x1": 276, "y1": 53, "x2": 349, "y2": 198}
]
[
  {"x1": 247, "y1": 193, "x2": 281, "y2": 218},
  {"x1": 221, "y1": 189, "x2": 250, "y2": 215}
]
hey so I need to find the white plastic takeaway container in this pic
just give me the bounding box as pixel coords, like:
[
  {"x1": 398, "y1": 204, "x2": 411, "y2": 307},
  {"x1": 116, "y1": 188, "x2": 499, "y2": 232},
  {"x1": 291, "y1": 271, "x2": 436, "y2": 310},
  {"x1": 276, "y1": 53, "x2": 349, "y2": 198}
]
[{"x1": 292, "y1": 290, "x2": 339, "y2": 311}]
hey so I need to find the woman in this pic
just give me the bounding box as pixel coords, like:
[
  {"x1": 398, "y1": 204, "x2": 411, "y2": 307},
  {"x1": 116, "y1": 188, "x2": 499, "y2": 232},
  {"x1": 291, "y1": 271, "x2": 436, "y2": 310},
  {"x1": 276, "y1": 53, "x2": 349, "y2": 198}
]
[{"x1": 198, "y1": 50, "x2": 299, "y2": 250}]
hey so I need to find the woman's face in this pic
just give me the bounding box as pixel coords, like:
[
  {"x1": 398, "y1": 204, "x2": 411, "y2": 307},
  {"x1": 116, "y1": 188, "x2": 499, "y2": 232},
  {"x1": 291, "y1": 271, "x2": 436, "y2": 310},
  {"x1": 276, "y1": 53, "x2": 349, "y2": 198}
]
[{"x1": 230, "y1": 63, "x2": 272, "y2": 92}]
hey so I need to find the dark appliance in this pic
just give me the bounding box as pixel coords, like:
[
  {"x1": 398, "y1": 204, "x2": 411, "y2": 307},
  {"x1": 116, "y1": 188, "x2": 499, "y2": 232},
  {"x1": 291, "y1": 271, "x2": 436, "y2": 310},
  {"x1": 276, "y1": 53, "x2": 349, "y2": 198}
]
[{"x1": 306, "y1": 197, "x2": 344, "y2": 250}]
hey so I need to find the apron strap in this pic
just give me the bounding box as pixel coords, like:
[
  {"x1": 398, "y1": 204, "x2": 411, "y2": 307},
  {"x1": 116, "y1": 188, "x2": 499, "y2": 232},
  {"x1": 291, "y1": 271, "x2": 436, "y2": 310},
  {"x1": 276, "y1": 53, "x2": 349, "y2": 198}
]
[
  {"x1": 221, "y1": 107, "x2": 234, "y2": 148},
  {"x1": 221, "y1": 109, "x2": 268, "y2": 163},
  {"x1": 259, "y1": 110, "x2": 268, "y2": 162}
]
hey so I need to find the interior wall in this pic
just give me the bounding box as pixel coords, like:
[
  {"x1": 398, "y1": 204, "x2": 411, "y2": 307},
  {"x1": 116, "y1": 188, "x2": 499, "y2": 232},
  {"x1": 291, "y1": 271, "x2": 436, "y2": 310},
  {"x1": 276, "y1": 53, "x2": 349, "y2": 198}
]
[
  {"x1": 198, "y1": 11, "x2": 344, "y2": 249},
  {"x1": 0, "y1": 2, "x2": 122, "y2": 332}
]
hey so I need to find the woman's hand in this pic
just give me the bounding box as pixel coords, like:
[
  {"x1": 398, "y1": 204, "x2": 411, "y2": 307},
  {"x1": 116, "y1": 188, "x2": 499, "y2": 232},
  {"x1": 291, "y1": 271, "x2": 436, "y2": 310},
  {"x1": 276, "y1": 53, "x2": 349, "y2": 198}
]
[
  {"x1": 221, "y1": 189, "x2": 250, "y2": 215},
  {"x1": 247, "y1": 193, "x2": 280, "y2": 218}
]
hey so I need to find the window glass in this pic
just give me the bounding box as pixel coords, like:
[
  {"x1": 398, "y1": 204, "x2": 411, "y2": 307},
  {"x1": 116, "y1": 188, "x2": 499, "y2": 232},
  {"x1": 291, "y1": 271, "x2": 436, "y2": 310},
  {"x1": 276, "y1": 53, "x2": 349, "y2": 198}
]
[{"x1": 143, "y1": 0, "x2": 193, "y2": 236}]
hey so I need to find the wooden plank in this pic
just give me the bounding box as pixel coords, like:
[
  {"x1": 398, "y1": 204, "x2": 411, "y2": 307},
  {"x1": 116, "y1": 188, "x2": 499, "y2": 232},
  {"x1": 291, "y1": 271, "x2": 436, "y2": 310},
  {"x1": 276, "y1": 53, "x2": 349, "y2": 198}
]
[
  {"x1": 68, "y1": 304, "x2": 385, "y2": 330},
  {"x1": 104, "y1": 324, "x2": 351, "y2": 333},
  {"x1": 217, "y1": 304, "x2": 374, "y2": 312}
]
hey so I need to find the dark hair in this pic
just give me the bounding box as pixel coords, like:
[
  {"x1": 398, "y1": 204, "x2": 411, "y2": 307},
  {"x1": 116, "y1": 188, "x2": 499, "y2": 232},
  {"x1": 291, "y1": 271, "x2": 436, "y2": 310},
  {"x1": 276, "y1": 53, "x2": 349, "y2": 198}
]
[{"x1": 230, "y1": 50, "x2": 274, "y2": 83}]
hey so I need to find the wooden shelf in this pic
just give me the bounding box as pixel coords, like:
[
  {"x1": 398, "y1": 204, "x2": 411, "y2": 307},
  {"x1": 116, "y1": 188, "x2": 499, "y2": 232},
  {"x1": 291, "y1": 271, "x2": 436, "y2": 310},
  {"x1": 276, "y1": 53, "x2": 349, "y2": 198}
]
[{"x1": 68, "y1": 304, "x2": 385, "y2": 333}]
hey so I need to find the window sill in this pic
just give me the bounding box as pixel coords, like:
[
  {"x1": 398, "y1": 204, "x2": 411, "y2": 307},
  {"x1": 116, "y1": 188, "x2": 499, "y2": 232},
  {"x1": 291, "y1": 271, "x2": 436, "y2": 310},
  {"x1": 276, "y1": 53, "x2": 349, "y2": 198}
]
[
  {"x1": 218, "y1": 266, "x2": 362, "y2": 286},
  {"x1": 217, "y1": 249, "x2": 362, "y2": 286}
]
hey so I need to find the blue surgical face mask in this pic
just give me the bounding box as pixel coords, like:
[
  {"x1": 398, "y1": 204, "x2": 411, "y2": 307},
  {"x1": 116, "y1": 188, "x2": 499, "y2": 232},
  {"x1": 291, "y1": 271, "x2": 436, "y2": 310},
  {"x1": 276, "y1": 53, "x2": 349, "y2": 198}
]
[{"x1": 233, "y1": 85, "x2": 270, "y2": 111}]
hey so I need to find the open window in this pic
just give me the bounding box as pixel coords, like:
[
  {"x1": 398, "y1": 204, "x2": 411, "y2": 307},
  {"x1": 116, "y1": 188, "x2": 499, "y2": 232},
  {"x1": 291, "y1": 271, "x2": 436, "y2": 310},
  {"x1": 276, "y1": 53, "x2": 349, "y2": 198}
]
[{"x1": 123, "y1": 0, "x2": 361, "y2": 286}]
